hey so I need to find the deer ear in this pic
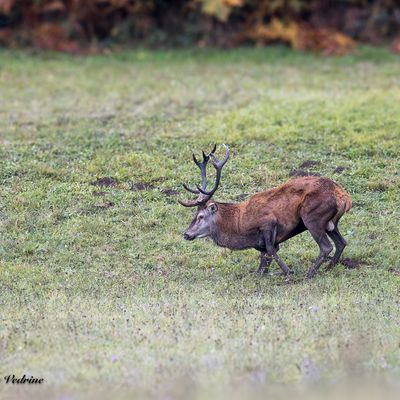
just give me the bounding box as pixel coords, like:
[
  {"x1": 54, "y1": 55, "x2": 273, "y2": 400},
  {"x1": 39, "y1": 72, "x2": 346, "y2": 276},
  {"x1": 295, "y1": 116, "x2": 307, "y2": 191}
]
[{"x1": 207, "y1": 203, "x2": 218, "y2": 214}]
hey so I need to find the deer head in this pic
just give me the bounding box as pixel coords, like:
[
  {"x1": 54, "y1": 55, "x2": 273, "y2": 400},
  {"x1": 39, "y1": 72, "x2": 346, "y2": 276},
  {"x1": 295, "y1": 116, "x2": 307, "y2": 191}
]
[{"x1": 179, "y1": 144, "x2": 230, "y2": 241}]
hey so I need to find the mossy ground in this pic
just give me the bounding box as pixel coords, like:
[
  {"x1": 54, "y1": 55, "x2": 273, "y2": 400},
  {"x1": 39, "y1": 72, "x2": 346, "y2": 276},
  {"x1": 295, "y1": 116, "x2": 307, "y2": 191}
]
[{"x1": 0, "y1": 47, "x2": 399, "y2": 399}]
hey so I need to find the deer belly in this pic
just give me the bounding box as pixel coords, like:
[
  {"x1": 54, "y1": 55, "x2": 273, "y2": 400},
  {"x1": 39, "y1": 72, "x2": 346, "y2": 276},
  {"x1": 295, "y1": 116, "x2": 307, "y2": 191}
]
[
  {"x1": 216, "y1": 231, "x2": 260, "y2": 250},
  {"x1": 276, "y1": 220, "x2": 306, "y2": 243},
  {"x1": 233, "y1": 234, "x2": 260, "y2": 250}
]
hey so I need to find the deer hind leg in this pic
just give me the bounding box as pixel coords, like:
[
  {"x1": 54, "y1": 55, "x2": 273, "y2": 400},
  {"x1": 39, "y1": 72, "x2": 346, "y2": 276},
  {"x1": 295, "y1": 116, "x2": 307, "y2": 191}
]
[
  {"x1": 301, "y1": 198, "x2": 337, "y2": 278},
  {"x1": 326, "y1": 225, "x2": 347, "y2": 268},
  {"x1": 304, "y1": 225, "x2": 333, "y2": 279}
]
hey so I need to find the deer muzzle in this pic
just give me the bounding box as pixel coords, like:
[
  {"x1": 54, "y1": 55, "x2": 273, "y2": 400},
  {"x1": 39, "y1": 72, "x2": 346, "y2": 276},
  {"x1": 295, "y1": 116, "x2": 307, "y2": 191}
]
[{"x1": 183, "y1": 233, "x2": 195, "y2": 241}]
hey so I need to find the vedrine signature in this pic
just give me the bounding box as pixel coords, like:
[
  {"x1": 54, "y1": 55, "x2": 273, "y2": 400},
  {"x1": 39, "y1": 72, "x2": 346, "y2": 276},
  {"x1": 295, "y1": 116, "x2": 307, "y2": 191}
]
[{"x1": 3, "y1": 374, "x2": 44, "y2": 384}]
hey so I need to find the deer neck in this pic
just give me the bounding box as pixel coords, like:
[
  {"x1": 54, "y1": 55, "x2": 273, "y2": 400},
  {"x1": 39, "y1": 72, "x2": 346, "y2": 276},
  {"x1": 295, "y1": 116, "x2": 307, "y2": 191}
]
[{"x1": 210, "y1": 203, "x2": 242, "y2": 248}]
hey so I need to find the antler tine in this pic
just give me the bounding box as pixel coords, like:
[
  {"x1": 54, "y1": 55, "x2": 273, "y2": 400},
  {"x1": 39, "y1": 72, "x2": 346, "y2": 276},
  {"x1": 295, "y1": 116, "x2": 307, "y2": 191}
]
[
  {"x1": 195, "y1": 184, "x2": 208, "y2": 194},
  {"x1": 192, "y1": 150, "x2": 208, "y2": 190},
  {"x1": 182, "y1": 183, "x2": 200, "y2": 194},
  {"x1": 195, "y1": 145, "x2": 230, "y2": 196},
  {"x1": 192, "y1": 152, "x2": 201, "y2": 167},
  {"x1": 210, "y1": 144, "x2": 229, "y2": 168},
  {"x1": 178, "y1": 198, "x2": 202, "y2": 207}
]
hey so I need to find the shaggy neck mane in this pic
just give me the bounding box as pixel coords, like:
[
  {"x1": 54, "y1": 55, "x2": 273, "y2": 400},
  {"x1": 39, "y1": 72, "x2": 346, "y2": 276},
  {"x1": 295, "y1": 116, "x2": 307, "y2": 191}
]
[
  {"x1": 210, "y1": 202, "x2": 241, "y2": 247},
  {"x1": 216, "y1": 202, "x2": 240, "y2": 230}
]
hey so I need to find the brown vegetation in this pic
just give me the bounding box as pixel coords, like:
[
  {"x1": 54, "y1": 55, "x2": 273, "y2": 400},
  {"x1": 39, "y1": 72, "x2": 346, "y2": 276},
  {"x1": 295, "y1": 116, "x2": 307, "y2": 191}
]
[{"x1": 0, "y1": 1, "x2": 400, "y2": 53}]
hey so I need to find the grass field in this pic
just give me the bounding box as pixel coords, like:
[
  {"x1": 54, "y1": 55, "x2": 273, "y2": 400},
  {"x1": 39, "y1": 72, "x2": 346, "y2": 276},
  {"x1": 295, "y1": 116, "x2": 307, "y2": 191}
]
[{"x1": 0, "y1": 47, "x2": 399, "y2": 399}]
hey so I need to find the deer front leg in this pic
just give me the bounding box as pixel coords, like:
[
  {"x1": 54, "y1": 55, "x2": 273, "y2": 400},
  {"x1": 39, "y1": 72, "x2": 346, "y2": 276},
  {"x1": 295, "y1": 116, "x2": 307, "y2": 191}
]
[
  {"x1": 262, "y1": 225, "x2": 293, "y2": 276},
  {"x1": 257, "y1": 251, "x2": 273, "y2": 274},
  {"x1": 257, "y1": 244, "x2": 281, "y2": 274}
]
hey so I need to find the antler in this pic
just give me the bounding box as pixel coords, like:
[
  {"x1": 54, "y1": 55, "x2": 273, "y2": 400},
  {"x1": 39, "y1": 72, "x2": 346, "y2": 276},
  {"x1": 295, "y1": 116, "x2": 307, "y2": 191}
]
[{"x1": 178, "y1": 144, "x2": 230, "y2": 207}]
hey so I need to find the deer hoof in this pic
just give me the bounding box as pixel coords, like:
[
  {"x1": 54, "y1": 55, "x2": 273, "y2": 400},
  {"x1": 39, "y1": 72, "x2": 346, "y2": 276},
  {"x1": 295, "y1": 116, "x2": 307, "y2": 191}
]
[
  {"x1": 251, "y1": 269, "x2": 266, "y2": 276},
  {"x1": 306, "y1": 270, "x2": 316, "y2": 279}
]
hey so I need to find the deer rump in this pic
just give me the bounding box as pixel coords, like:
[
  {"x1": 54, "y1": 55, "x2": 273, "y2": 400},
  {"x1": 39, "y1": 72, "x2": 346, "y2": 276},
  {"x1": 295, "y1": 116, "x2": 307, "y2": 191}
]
[{"x1": 179, "y1": 145, "x2": 352, "y2": 279}]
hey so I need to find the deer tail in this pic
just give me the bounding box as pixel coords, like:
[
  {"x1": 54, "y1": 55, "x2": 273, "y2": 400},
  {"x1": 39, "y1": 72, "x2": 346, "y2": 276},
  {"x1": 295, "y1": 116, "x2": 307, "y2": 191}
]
[
  {"x1": 344, "y1": 195, "x2": 352, "y2": 212},
  {"x1": 326, "y1": 194, "x2": 352, "y2": 231}
]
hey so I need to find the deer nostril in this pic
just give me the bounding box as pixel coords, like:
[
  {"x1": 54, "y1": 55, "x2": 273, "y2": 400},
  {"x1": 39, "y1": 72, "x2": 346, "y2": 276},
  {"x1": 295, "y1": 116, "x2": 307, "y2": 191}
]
[{"x1": 184, "y1": 233, "x2": 195, "y2": 241}]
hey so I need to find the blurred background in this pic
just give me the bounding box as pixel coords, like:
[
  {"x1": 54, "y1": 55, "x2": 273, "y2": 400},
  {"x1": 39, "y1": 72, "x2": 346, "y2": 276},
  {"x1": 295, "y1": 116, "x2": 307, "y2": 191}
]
[
  {"x1": 1, "y1": 3, "x2": 400, "y2": 400},
  {"x1": 1, "y1": 0, "x2": 400, "y2": 55}
]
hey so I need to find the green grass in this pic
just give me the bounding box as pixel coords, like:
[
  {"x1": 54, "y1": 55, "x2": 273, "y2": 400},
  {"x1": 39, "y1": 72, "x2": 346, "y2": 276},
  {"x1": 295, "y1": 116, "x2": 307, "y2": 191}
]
[{"x1": 0, "y1": 46, "x2": 399, "y2": 399}]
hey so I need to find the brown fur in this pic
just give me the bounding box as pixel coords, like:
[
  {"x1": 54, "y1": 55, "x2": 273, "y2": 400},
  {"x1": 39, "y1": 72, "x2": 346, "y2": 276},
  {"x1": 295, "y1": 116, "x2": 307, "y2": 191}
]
[{"x1": 211, "y1": 176, "x2": 351, "y2": 248}]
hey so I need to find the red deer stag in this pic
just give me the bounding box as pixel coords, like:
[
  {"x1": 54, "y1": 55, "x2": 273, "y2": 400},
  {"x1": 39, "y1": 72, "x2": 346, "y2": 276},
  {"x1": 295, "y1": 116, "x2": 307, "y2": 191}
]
[{"x1": 179, "y1": 145, "x2": 352, "y2": 278}]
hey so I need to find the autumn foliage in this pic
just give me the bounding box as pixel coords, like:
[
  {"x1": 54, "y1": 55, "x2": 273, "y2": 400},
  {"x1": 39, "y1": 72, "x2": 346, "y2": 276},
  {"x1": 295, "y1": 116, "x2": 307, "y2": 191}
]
[{"x1": 0, "y1": 0, "x2": 399, "y2": 54}]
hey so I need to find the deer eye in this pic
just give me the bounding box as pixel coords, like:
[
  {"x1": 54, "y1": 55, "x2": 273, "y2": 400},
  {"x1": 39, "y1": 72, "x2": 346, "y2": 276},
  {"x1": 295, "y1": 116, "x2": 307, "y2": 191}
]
[{"x1": 198, "y1": 215, "x2": 204, "y2": 221}]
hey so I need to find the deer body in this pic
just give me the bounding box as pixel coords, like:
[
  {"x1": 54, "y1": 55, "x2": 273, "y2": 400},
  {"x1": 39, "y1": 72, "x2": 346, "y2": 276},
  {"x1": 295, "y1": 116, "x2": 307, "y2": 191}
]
[
  {"x1": 180, "y1": 146, "x2": 352, "y2": 278},
  {"x1": 208, "y1": 176, "x2": 351, "y2": 249}
]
